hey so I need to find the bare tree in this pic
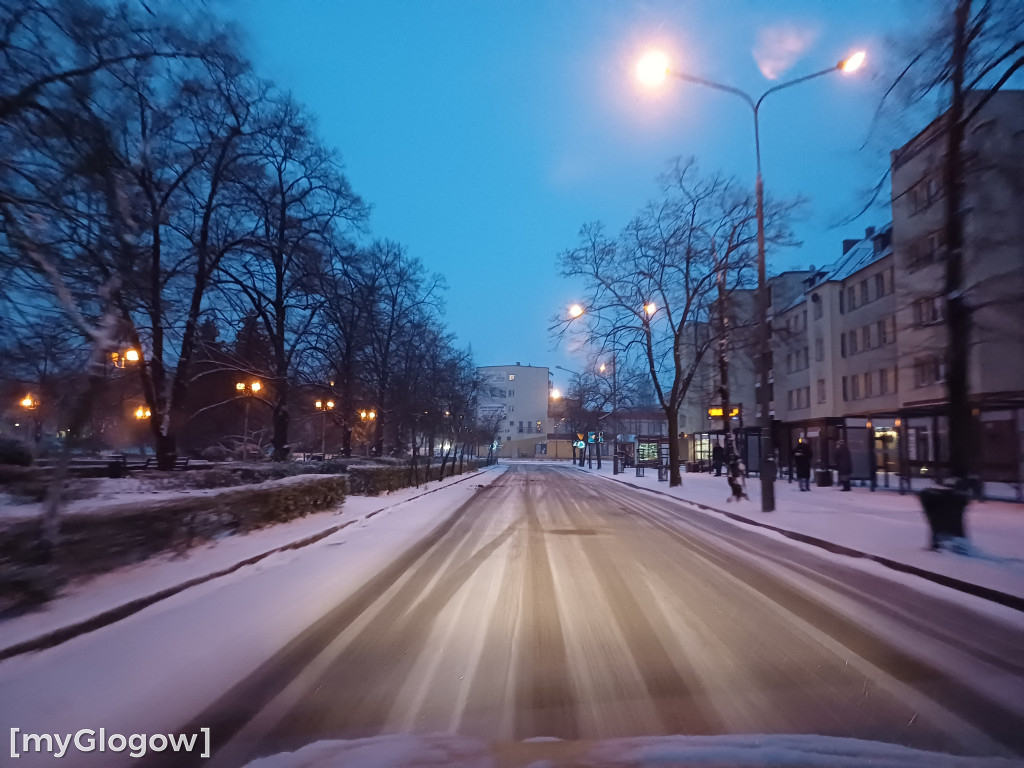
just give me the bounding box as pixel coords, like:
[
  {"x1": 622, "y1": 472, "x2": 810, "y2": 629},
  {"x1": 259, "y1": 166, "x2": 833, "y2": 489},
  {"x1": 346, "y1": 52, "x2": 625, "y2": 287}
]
[
  {"x1": 225, "y1": 94, "x2": 367, "y2": 460},
  {"x1": 558, "y1": 158, "x2": 792, "y2": 486}
]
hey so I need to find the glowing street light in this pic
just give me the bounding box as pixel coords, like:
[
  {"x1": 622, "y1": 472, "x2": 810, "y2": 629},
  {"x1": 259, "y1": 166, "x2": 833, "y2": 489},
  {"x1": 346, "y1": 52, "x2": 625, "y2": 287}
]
[
  {"x1": 315, "y1": 398, "x2": 335, "y2": 458},
  {"x1": 235, "y1": 380, "x2": 262, "y2": 461},
  {"x1": 134, "y1": 406, "x2": 151, "y2": 420},
  {"x1": 20, "y1": 395, "x2": 37, "y2": 409},
  {"x1": 636, "y1": 50, "x2": 668, "y2": 87},
  {"x1": 550, "y1": 388, "x2": 562, "y2": 400},
  {"x1": 640, "y1": 46, "x2": 865, "y2": 509},
  {"x1": 110, "y1": 349, "x2": 140, "y2": 368},
  {"x1": 841, "y1": 51, "x2": 867, "y2": 73}
]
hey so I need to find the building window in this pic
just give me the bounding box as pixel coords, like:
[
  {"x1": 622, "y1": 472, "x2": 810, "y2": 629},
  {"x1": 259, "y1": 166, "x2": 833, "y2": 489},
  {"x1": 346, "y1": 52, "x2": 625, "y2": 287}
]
[
  {"x1": 860, "y1": 280, "x2": 869, "y2": 306},
  {"x1": 787, "y1": 352, "x2": 793, "y2": 373},
  {"x1": 803, "y1": 386, "x2": 810, "y2": 409},
  {"x1": 912, "y1": 296, "x2": 944, "y2": 326},
  {"x1": 815, "y1": 338, "x2": 824, "y2": 362},
  {"x1": 848, "y1": 287, "x2": 857, "y2": 311},
  {"x1": 817, "y1": 379, "x2": 826, "y2": 404},
  {"x1": 851, "y1": 375, "x2": 861, "y2": 400},
  {"x1": 927, "y1": 175, "x2": 942, "y2": 204},
  {"x1": 879, "y1": 368, "x2": 890, "y2": 395},
  {"x1": 849, "y1": 330, "x2": 859, "y2": 355},
  {"x1": 877, "y1": 318, "x2": 888, "y2": 346},
  {"x1": 813, "y1": 299, "x2": 823, "y2": 320},
  {"x1": 840, "y1": 333, "x2": 847, "y2": 358},
  {"x1": 862, "y1": 325, "x2": 871, "y2": 350},
  {"x1": 788, "y1": 390, "x2": 795, "y2": 410},
  {"x1": 913, "y1": 356, "x2": 945, "y2": 388},
  {"x1": 536, "y1": 420, "x2": 542, "y2": 433},
  {"x1": 508, "y1": 374, "x2": 515, "y2": 380},
  {"x1": 842, "y1": 376, "x2": 849, "y2": 401},
  {"x1": 875, "y1": 272, "x2": 886, "y2": 299},
  {"x1": 864, "y1": 371, "x2": 874, "y2": 398},
  {"x1": 508, "y1": 389, "x2": 514, "y2": 397},
  {"x1": 839, "y1": 290, "x2": 845, "y2": 314}
]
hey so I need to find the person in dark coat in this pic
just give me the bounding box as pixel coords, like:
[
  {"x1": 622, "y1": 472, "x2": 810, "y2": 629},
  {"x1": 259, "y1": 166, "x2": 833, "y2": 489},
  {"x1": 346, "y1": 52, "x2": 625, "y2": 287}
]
[
  {"x1": 834, "y1": 439, "x2": 853, "y2": 491},
  {"x1": 712, "y1": 443, "x2": 725, "y2": 476},
  {"x1": 793, "y1": 439, "x2": 813, "y2": 491}
]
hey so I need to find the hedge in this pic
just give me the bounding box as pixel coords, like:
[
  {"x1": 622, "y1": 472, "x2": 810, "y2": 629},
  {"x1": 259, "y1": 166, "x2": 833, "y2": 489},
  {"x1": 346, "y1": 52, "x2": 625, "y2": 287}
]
[
  {"x1": 346, "y1": 459, "x2": 487, "y2": 496},
  {"x1": 0, "y1": 474, "x2": 348, "y2": 604}
]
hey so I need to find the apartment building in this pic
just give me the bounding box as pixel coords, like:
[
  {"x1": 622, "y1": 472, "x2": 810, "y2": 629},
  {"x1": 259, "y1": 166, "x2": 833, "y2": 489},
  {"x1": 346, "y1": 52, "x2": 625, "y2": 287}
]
[
  {"x1": 765, "y1": 91, "x2": 1024, "y2": 492},
  {"x1": 887, "y1": 91, "x2": 1024, "y2": 486},
  {"x1": 476, "y1": 363, "x2": 552, "y2": 458},
  {"x1": 773, "y1": 225, "x2": 899, "y2": 474}
]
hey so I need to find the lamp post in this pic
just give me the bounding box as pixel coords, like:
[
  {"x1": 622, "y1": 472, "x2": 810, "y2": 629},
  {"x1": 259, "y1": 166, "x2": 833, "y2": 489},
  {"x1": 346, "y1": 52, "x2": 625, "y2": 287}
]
[
  {"x1": 110, "y1": 349, "x2": 140, "y2": 369},
  {"x1": 20, "y1": 395, "x2": 41, "y2": 446},
  {"x1": 359, "y1": 409, "x2": 376, "y2": 457},
  {"x1": 315, "y1": 399, "x2": 335, "y2": 459},
  {"x1": 235, "y1": 380, "x2": 262, "y2": 462},
  {"x1": 637, "y1": 49, "x2": 865, "y2": 511}
]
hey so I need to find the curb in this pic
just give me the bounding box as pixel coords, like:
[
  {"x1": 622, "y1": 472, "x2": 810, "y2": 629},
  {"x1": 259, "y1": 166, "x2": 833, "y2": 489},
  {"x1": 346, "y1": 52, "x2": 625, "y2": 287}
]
[
  {"x1": 0, "y1": 467, "x2": 499, "y2": 661},
  {"x1": 584, "y1": 468, "x2": 1024, "y2": 614}
]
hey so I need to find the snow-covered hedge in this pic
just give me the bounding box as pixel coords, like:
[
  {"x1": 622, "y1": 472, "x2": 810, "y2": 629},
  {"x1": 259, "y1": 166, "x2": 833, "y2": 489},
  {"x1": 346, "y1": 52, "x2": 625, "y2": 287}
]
[
  {"x1": 347, "y1": 460, "x2": 487, "y2": 496},
  {"x1": 0, "y1": 474, "x2": 348, "y2": 604}
]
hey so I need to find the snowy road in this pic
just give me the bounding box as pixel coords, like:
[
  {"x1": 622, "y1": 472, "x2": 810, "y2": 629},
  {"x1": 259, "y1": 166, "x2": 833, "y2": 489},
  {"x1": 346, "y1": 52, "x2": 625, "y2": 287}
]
[
  {"x1": 163, "y1": 464, "x2": 1024, "y2": 766},
  {"x1": 3, "y1": 463, "x2": 1023, "y2": 767}
]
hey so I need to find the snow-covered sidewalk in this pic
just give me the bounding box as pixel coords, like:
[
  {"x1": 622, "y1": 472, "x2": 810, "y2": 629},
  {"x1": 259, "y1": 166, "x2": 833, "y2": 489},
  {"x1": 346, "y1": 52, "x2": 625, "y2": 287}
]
[
  {"x1": 572, "y1": 460, "x2": 1024, "y2": 604},
  {"x1": 0, "y1": 467, "x2": 500, "y2": 658}
]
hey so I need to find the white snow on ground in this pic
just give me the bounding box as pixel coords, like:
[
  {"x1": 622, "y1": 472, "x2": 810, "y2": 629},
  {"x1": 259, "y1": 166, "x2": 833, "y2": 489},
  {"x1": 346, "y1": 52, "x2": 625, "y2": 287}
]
[
  {"x1": 243, "y1": 732, "x2": 1024, "y2": 768},
  {"x1": 0, "y1": 467, "x2": 501, "y2": 654},
  {"x1": 0, "y1": 466, "x2": 508, "y2": 768},
  {"x1": 573, "y1": 460, "x2": 1024, "y2": 600}
]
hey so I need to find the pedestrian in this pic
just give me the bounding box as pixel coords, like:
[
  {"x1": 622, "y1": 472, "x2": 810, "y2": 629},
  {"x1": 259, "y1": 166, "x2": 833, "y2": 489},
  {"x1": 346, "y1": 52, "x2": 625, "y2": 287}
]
[
  {"x1": 793, "y1": 438, "x2": 813, "y2": 491},
  {"x1": 712, "y1": 442, "x2": 724, "y2": 476},
  {"x1": 835, "y1": 438, "x2": 852, "y2": 492}
]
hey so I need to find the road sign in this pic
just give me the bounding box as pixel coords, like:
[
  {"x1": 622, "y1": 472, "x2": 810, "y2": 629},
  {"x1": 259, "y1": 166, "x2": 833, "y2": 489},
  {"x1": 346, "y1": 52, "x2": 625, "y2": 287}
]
[
  {"x1": 587, "y1": 432, "x2": 595, "y2": 443},
  {"x1": 574, "y1": 440, "x2": 586, "y2": 449}
]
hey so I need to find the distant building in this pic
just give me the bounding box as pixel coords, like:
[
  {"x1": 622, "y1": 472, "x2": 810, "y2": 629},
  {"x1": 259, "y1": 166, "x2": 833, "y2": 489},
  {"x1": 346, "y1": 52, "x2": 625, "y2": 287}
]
[{"x1": 476, "y1": 363, "x2": 552, "y2": 458}]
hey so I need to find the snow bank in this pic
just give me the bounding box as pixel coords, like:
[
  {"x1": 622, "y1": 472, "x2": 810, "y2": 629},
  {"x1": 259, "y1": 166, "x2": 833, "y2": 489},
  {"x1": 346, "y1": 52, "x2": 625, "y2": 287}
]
[
  {"x1": 244, "y1": 733, "x2": 1023, "y2": 768},
  {"x1": 575, "y1": 462, "x2": 1024, "y2": 601}
]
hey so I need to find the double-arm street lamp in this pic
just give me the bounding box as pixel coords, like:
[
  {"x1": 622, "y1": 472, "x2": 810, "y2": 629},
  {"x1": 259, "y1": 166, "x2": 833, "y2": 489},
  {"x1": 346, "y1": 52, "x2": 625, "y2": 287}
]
[
  {"x1": 637, "y1": 49, "x2": 865, "y2": 512},
  {"x1": 315, "y1": 399, "x2": 335, "y2": 459},
  {"x1": 235, "y1": 380, "x2": 262, "y2": 462}
]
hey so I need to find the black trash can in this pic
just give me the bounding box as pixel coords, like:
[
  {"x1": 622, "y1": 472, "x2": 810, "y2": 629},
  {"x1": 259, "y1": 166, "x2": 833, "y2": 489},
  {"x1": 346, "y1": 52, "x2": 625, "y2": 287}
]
[
  {"x1": 635, "y1": 465, "x2": 645, "y2": 477},
  {"x1": 657, "y1": 465, "x2": 668, "y2": 481},
  {"x1": 919, "y1": 487, "x2": 968, "y2": 550},
  {"x1": 815, "y1": 469, "x2": 833, "y2": 487},
  {"x1": 107, "y1": 458, "x2": 127, "y2": 478}
]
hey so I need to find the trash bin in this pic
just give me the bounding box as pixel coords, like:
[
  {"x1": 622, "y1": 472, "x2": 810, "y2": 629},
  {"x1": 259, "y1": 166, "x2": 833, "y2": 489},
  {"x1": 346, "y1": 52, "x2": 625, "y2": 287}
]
[
  {"x1": 815, "y1": 469, "x2": 833, "y2": 487},
  {"x1": 107, "y1": 458, "x2": 127, "y2": 478},
  {"x1": 919, "y1": 487, "x2": 968, "y2": 550},
  {"x1": 657, "y1": 465, "x2": 668, "y2": 481},
  {"x1": 635, "y1": 465, "x2": 645, "y2": 477}
]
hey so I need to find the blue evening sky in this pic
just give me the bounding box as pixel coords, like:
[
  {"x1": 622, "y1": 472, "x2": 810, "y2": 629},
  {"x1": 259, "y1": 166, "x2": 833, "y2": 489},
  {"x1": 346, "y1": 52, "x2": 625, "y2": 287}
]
[{"x1": 228, "y1": 1, "x2": 922, "y2": 392}]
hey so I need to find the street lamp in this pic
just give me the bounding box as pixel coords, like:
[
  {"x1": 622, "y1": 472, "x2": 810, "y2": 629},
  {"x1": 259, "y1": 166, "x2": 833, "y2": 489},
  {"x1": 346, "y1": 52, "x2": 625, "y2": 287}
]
[
  {"x1": 134, "y1": 406, "x2": 151, "y2": 419},
  {"x1": 235, "y1": 380, "x2": 261, "y2": 462},
  {"x1": 315, "y1": 399, "x2": 335, "y2": 459},
  {"x1": 110, "y1": 349, "x2": 140, "y2": 369},
  {"x1": 359, "y1": 409, "x2": 377, "y2": 457},
  {"x1": 639, "y1": 48, "x2": 865, "y2": 512}
]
